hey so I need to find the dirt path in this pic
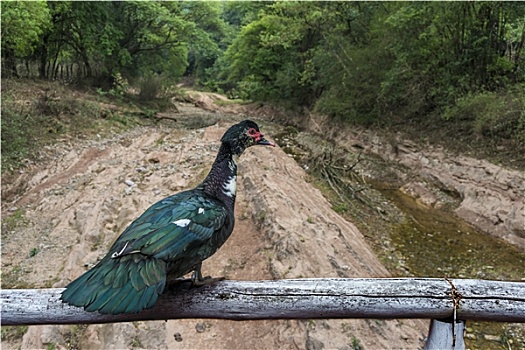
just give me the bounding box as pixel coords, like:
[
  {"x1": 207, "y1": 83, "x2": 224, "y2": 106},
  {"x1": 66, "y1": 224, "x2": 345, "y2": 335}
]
[{"x1": 1, "y1": 105, "x2": 427, "y2": 349}]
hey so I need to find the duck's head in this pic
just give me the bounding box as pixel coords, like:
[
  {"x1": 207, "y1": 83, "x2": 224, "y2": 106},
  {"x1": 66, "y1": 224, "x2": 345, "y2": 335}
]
[{"x1": 221, "y1": 120, "x2": 275, "y2": 155}]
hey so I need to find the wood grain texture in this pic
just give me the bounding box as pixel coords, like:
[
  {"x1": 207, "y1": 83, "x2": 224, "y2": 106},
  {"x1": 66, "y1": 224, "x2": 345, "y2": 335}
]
[
  {"x1": 2, "y1": 278, "x2": 524, "y2": 325},
  {"x1": 424, "y1": 318, "x2": 466, "y2": 350}
]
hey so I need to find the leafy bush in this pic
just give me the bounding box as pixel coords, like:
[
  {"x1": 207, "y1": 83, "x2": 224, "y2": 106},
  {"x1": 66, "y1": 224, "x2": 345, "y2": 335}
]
[
  {"x1": 443, "y1": 90, "x2": 525, "y2": 140},
  {"x1": 139, "y1": 75, "x2": 163, "y2": 101}
]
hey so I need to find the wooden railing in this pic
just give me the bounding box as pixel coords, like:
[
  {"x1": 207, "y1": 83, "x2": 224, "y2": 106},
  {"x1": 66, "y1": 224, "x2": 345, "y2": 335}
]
[{"x1": 2, "y1": 278, "x2": 524, "y2": 349}]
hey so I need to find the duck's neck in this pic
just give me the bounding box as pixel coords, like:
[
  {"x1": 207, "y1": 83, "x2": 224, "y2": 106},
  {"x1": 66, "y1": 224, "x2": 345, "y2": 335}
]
[{"x1": 201, "y1": 143, "x2": 239, "y2": 209}]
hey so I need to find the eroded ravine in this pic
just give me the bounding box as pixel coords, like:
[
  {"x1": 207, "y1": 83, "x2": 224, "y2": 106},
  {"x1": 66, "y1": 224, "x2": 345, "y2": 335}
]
[
  {"x1": 2, "y1": 109, "x2": 427, "y2": 349},
  {"x1": 273, "y1": 126, "x2": 525, "y2": 348},
  {"x1": 3, "y1": 93, "x2": 523, "y2": 348}
]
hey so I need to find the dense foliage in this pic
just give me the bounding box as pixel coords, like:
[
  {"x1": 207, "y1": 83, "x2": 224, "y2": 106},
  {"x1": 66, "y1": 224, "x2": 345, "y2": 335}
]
[
  {"x1": 1, "y1": 1, "x2": 226, "y2": 90},
  {"x1": 220, "y1": 2, "x2": 525, "y2": 127},
  {"x1": 2, "y1": 1, "x2": 525, "y2": 138}
]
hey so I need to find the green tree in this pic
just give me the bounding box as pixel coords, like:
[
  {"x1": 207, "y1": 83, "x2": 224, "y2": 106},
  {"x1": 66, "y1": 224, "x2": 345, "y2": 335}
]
[
  {"x1": 220, "y1": 1, "x2": 525, "y2": 127},
  {"x1": 183, "y1": 2, "x2": 229, "y2": 85},
  {"x1": 221, "y1": 1, "x2": 385, "y2": 112},
  {"x1": 222, "y1": 2, "x2": 321, "y2": 104},
  {"x1": 27, "y1": 2, "x2": 219, "y2": 85},
  {"x1": 378, "y1": 2, "x2": 525, "y2": 119},
  {"x1": 1, "y1": 0, "x2": 51, "y2": 77}
]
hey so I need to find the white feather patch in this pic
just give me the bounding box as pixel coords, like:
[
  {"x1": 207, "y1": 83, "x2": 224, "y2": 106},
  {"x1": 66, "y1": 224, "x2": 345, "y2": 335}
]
[
  {"x1": 223, "y1": 175, "x2": 237, "y2": 197},
  {"x1": 111, "y1": 242, "x2": 129, "y2": 258},
  {"x1": 228, "y1": 155, "x2": 238, "y2": 171},
  {"x1": 173, "y1": 219, "x2": 191, "y2": 227},
  {"x1": 198, "y1": 208, "x2": 205, "y2": 214}
]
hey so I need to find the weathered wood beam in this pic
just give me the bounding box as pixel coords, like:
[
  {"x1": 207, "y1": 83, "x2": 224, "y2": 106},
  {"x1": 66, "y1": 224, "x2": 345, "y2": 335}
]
[
  {"x1": 424, "y1": 318, "x2": 466, "y2": 350},
  {"x1": 2, "y1": 278, "x2": 524, "y2": 326}
]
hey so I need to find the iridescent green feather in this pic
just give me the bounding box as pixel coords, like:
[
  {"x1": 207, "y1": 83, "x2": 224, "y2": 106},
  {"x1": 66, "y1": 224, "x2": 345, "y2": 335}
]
[{"x1": 61, "y1": 190, "x2": 228, "y2": 314}]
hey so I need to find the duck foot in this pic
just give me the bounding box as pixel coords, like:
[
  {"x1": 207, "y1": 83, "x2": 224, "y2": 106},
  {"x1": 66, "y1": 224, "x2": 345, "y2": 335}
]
[
  {"x1": 192, "y1": 275, "x2": 225, "y2": 287},
  {"x1": 191, "y1": 262, "x2": 225, "y2": 286}
]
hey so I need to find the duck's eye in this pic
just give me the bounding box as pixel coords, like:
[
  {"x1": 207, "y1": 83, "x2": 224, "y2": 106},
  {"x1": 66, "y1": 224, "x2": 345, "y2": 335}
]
[{"x1": 247, "y1": 127, "x2": 263, "y2": 141}]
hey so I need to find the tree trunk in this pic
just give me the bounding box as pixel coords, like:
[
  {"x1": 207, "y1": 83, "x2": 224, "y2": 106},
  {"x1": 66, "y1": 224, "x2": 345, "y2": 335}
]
[{"x1": 1, "y1": 48, "x2": 18, "y2": 78}]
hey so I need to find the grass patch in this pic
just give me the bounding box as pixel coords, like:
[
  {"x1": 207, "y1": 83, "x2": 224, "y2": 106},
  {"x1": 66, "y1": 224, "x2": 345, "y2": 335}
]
[
  {"x1": 389, "y1": 88, "x2": 525, "y2": 170},
  {"x1": 1, "y1": 102, "x2": 34, "y2": 172},
  {"x1": 29, "y1": 247, "x2": 40, "y2": 257},
  {"x1": 214, "y1": 98, "x2": 245, "y2": 106},
  {"x1": 131, "y1": 335, "x2": 142, "y2": 348},
  {"x1": 1, "y1": 209, "x2": 29, "y2": 234},
  {"x1": 1, "y1": 326, "x2": 29, "y2": 342},
  {"x1": 1, "y1": 265, "x2": 33, "y2": 289},
  {"x1": 351, "y1": 336, "x2": 363, "y2": 350},
  {"x1": 63, "y1": 324, "x2": 88, "y2": 350},
  {"x1": 1, "y1": 79, "x2": 147, "y2": 174},
  {"x1": 332, "y1": 203, "x2": 348, "y2": 214}
]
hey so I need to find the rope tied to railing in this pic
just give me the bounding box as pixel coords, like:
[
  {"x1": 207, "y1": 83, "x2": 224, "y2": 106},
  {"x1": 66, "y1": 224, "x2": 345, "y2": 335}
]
[{"x1": 445, "y1": 277, "x2": 464, "y2": 347}]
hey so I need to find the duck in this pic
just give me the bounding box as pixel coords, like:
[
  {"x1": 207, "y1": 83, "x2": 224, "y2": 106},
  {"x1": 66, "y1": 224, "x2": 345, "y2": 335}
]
[{"x1": 61, "y1": 120, "x2": 275, "y2": 314}]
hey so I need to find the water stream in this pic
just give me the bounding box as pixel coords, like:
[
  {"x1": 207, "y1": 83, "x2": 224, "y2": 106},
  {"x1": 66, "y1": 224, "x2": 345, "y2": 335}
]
[{"x1": 376, "y1": 183, "x2": 525, "y2": 281}]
